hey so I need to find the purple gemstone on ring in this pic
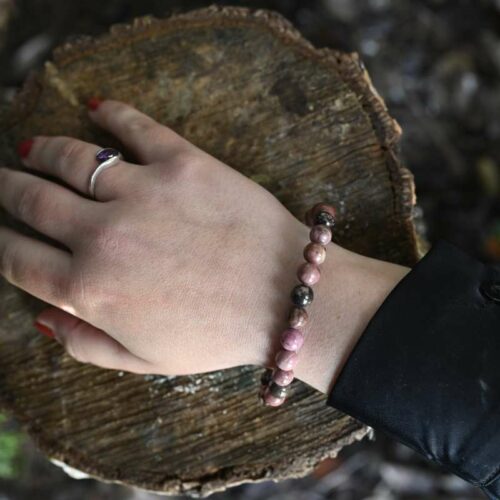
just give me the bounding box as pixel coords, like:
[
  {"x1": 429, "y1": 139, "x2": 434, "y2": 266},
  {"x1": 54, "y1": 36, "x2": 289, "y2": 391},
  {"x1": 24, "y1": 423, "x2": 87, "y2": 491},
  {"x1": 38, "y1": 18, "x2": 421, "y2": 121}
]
[{"x1": 96, "y1": 148, "x2": 120, "y2": 163}]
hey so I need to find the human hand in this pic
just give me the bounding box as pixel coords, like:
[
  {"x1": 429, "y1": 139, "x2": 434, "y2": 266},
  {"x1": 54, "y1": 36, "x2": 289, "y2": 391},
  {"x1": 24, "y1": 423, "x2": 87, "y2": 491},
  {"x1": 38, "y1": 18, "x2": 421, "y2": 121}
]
[
  {"x1": 0, "y1": 99, "x2": 411, "y2": 395},
  {"x1": 0, "y1": 99, "x2": 310, "y2": 376}
]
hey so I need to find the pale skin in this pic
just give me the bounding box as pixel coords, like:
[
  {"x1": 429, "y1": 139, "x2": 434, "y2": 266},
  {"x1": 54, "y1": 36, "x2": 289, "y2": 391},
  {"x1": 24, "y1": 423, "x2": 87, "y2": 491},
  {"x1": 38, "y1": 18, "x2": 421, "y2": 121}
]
[{"x1": 0, "y1": 100, "x2": 410, "y2": 395}]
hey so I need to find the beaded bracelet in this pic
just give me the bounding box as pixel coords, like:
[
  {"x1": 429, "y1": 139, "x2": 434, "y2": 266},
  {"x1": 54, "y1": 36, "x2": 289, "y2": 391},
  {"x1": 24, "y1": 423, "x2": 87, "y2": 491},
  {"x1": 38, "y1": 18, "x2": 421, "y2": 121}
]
[{"x1": 259, "y1": 202, "x2": 336, "y2": 407}]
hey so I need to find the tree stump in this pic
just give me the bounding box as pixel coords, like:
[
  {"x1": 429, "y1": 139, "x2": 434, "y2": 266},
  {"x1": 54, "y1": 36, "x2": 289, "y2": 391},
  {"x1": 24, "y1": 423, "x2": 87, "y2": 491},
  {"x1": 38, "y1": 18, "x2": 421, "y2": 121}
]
[{"x1": 0, "y1": 6, "x2": 419, "y2": 497}]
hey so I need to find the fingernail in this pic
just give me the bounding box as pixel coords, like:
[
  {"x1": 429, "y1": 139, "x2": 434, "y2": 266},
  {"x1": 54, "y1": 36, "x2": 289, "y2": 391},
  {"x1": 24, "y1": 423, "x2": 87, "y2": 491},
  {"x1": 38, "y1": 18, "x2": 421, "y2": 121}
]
[
  {"x1": 34, "y1": 321, "x2": 55, "y2": 339},
  {"x1": 17, "y1": 138, "x2": 33, "y2": 159},
  {"x1": 87, "y1": 97, "x2": 102, "y2": 111}
]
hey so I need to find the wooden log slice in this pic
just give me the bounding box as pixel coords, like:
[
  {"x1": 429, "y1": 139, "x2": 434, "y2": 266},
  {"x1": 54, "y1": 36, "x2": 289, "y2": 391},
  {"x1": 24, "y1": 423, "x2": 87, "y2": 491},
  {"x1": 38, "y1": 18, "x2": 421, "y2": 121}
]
[{"x1": 0, "y1": 6, "x2": 419, "y2": 497}]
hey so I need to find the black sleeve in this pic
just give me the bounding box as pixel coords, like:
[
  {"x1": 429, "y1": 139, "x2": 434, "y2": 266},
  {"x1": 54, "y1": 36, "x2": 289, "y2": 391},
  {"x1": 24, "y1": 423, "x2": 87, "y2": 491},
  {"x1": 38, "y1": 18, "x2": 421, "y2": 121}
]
[{"x1": 326, "y1": 239, "x2": 500, "y2": 499}]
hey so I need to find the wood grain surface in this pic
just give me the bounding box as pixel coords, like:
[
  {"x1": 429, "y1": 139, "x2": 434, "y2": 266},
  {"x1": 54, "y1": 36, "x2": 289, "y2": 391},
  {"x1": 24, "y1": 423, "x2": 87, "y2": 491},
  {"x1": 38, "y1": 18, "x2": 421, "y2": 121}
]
[{"x1": 0, "y1": 6, "x2": 419, "y2": 497}]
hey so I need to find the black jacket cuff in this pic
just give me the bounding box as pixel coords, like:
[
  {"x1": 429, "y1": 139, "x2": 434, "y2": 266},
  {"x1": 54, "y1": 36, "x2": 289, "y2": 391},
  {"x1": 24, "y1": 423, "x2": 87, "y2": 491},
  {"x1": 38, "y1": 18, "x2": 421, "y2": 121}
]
[{"x1": 326, "y1": 239, "x2": 500, "y2": 497}]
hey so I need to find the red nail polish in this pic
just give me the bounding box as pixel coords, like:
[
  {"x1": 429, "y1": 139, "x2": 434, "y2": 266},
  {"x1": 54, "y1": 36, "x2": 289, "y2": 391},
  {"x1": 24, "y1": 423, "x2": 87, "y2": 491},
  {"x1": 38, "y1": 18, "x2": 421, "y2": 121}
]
[
  {"x1": 87, "y1": 97, "x2": 102, "y2": 111},
  {"x1": 17, "y1": 138, "x2": 34, "y2": 159},
  {"x1": 34, "y1": 321, "x2": 54, "y2": 339}
]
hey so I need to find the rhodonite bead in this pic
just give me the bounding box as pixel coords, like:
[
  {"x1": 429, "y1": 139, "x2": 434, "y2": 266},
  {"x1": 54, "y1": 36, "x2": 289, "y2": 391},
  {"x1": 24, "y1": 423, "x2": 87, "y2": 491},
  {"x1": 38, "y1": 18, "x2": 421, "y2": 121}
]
[
  {"x1": 314, "y1": 210, "x2": 336, "y2": 228},
  {"x1": 297, "y1": 262, "x2": 321, "y2": 286},
  {"x1": 262, "y1": 387, "x2": 285, "y2": 407},
  {"x1": 280, "y1": 327, "x2": 305, "y2": 351},
  {"x1": 262, "y1": 203, "x2": 337, "y2": 407},
  {"x1": 304, "y1": 242, "x2": 326, "y2": 265},
  {"x1": 291, "y1": 284, "x2": 314, "y2": 307},
  {"x1": 288, "y1": 306, "x2": 308, "y2": 328},
  {"x1": 305, "y1": 204, "x2": 336, "y2": 227},
  {"x1": 275, "y1": 349, "x2": 298, "y2": 370},
  {"x1": 272, "y1": 368, "x2": 294, "y2": 386},
  {"x1": 311, "y1": 203, "x2": 336, "y2": 220},
  {"x1": 310, "y1": 224, "x2": 332, "y2": 245},
  {"x1": 268, "y1": 381, "x2": 288, "y2": 399}
]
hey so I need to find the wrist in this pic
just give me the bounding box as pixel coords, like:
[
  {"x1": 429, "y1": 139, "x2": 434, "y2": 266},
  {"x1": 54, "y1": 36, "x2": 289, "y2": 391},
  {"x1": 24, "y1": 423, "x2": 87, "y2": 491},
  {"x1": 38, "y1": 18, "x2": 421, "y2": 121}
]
[
  {"x1": 294, "y1": 237, "x2": 411, "y2": 394},
  {"x1": 247, "y1": 213, "x2": 411, "y2": 397}
]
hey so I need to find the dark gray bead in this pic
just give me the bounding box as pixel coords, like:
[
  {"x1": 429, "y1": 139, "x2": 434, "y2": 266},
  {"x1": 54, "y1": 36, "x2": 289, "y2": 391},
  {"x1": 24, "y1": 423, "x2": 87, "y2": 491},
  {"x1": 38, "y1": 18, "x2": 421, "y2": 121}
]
[
  {"x1": 269, "y1": 381, "x2": 288, "y2": 399},
  {"x1": 314, "y1": 211, "x2": 335, "y2": 228},
  {"x1": 291, "y1": 284, "x2": 314, "y2": 307}
]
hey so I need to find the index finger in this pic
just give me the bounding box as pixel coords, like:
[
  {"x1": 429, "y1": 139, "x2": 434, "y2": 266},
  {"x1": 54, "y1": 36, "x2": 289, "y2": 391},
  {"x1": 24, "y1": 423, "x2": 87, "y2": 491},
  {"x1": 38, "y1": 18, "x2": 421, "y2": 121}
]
[{"x1": 87, "y1": 99, "x2": 190, "y2": 164}]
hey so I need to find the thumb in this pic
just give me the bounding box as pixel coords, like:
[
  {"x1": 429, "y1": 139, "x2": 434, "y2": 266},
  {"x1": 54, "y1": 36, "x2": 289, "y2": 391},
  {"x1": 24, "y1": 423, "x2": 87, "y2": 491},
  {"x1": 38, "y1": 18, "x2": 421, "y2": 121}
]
[{"x1": 34, "y1": 306, "x2": 152, "y2": 374}]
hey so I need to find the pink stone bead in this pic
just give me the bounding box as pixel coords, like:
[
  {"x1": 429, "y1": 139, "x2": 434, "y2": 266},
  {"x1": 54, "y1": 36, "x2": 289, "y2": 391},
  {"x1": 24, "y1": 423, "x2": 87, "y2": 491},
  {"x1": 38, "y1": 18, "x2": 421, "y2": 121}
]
[
  {"x1": 280, "y1": 327, "x2": 305, "y2": 351},
  {"x1": 303, "y1": 242, "x2": 326, "y2": 265},
  {"x1": 275, "y1": 349, "x2": 298, "y2": 371},
  {"x1": 297, "y1": 262, "x2": 321, "y2": 286},
  {"x1": 288, "y1": 307, "x2": 308, "y2": 328},
  {"x1": 262, "y1": 387, "x2": 285, "y2": 407},
  {"x1": 272, "y1": 368, "x2": 294, "y2": 386},
  {"x1": 310, "y1": 224, "x2": 332, "y2": 245}
]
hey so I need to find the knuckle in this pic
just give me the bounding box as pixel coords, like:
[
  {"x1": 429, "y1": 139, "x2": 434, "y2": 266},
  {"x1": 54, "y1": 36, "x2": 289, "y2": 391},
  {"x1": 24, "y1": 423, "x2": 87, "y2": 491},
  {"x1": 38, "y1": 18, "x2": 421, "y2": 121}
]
[
  {"x1": 77, "y1": 220, "x2": 108, "y2": 251},
  {"x1": 165, "y1": 150, "x2": 203, "y2": 183},
  {"x1": 16, "y1": 183, "x2": 47, "y2": 225},
  {"x1": 77, "y1": 206, "x2": 130, "y2": 261},
  {"x1": 65, "y1": 268, "x2": 104, "y2": 316},
  {"x1": 125, "y1": 115, "x2": 157, "y2": 136},
  {"x1": 79, "y1": 208, "x2": 120, "y2": 250},
  {"x1": 59, "y1": 140, "x2": 86, "y2": 169},
  {"x1": 46, "y1": 273, "x2": 70, "y2": 305},
  {"x1": 170, "y1": 147, "x2": 195, "y2": 165},
  {"x1": 92, "y1": 219, "x2": 124, "y2": 255}
]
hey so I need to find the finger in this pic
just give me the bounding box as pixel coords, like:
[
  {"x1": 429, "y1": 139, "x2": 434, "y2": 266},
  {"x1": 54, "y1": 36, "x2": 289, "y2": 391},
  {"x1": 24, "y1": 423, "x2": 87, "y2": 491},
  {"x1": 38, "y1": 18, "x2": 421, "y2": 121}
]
[
  {"x1": 0, "y1": 225, "x2": 72, "y2": 307},
  {"x1": 88, "y1": 99, "x2": 190, "y2": 164},
  {"x1": 35, "y1": 306, "x2": 152, "y2": 373},
  {"x1": 0, "y1": 167, "x2": 95, "y2": 247},
  {"x1": 19, "y1": 135, "x2": 139, "y2": 201}
]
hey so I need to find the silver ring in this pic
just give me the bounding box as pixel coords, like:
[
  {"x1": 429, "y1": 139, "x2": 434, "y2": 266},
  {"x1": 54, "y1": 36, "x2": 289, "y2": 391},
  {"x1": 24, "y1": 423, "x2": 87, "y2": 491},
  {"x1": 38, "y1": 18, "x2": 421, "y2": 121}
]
[{"x1": 89, "y1": 148, "x2": 123, "y2": 199}]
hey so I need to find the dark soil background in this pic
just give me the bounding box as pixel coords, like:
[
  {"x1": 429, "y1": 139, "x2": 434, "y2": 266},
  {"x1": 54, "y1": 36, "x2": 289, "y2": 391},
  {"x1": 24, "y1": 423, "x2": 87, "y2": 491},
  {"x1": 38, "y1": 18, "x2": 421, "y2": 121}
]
[{"x1": 0, "y1": 0, "x2": 498, "y2": 499}]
